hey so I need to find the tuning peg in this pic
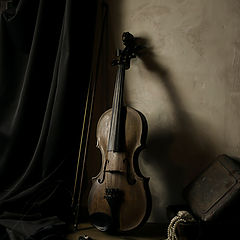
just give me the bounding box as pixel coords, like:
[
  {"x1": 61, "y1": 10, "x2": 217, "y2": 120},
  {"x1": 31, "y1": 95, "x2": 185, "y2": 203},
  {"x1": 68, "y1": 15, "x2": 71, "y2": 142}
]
[
  {"x1": 131, "y1": 52, "x2": 136, "y2": 58},
  {"x1": 112, "y1": 59, "x2": 119, "y2": 66}
]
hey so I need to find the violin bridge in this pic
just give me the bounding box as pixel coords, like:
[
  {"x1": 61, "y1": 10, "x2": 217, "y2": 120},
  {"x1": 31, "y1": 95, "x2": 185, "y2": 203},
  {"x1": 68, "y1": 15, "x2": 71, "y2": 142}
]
[{"x1": 105, "y1": 170, "x2": 125, "y2": 175}]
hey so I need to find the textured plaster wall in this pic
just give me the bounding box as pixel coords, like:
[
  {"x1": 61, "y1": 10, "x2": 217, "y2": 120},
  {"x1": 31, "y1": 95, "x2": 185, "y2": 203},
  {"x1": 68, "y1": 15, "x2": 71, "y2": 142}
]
[{"x1": 91, "y1": 0, "x2": 240, "y2": 223}]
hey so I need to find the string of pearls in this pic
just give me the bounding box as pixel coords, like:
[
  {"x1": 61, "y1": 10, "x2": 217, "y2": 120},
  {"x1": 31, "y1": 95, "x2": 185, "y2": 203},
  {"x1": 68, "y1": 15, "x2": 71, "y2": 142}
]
[{"x1": 166, "y1": 210, "x2": 196, "y2": 240}]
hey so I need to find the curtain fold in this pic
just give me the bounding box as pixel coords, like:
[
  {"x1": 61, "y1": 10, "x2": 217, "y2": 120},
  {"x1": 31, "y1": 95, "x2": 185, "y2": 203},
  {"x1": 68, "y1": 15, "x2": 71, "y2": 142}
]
[{"x1": 0, "y1": 0, "x2": 97, "y2": 239}]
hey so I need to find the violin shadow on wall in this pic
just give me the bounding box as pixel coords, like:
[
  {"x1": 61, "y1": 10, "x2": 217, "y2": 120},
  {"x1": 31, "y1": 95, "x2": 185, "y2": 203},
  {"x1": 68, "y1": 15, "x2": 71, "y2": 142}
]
[{"x1": 135, "y1": 37, "x2": 216, "y2": 222}]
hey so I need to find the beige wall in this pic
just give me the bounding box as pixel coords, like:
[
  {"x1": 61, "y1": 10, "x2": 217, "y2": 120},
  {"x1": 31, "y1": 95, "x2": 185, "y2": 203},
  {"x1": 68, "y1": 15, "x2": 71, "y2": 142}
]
[{"x1": 87, "y1": 0, "x2": 240, "y2": 223}]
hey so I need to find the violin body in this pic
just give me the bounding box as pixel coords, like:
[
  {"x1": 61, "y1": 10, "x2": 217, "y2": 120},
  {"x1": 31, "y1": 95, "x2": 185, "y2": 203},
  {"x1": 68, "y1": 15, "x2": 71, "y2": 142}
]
[
  {"x1": 88, "y1": 107, "x2": 151, "y2": 232},
  {"x1": 88, "y1": 32, "x2": 151, "y2": 232}
]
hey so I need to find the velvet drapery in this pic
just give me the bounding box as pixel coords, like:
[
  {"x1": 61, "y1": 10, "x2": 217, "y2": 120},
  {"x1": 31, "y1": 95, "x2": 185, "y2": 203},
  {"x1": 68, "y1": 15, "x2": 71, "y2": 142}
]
[{"x1": 0, "y1": 0, "x2": 97, "y2": 239}]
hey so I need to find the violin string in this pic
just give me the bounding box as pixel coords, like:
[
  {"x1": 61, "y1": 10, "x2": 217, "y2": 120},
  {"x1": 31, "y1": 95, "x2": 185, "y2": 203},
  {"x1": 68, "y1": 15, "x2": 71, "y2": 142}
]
[
  {"x1": 115, "y1": 65, "x2": 123, "y2": 188},
  {"x1": 114, "y1": 64, "x2": 123, "y2": 187},
  {"x1": 117, "y1": 65, "x2": 123, "y2": 189},
  {"x1": 112, "y1": 66, "x2": 119, "y2": 188},
  {"x1": 108, "y1": 64, "x2": 120, "y2": 189}
]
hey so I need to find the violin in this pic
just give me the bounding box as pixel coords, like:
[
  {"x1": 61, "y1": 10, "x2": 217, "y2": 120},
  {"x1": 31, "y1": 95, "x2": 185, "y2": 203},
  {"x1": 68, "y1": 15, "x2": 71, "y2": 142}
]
[{"x1": 88, "y1": 32, "x2": 151, "y2": 232}]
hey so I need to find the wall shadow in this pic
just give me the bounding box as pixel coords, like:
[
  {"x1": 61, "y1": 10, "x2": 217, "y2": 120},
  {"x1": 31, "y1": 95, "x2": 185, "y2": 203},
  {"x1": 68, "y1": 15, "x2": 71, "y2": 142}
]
[{"x1": 135, "y1": 37, "x2": 216, "y2": 221}]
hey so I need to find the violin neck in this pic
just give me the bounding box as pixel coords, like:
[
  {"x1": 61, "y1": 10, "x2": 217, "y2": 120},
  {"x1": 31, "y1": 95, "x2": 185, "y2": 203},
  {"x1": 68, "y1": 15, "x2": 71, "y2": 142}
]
[{"x1": 107, "y1": 64, "x2": 126, "y2": 152}]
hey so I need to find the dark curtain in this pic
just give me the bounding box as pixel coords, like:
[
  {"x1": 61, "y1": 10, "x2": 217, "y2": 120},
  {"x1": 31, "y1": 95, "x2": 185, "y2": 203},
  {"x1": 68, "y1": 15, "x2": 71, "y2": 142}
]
[{"x1": 0, "y1": 0, "x2": 97, "y2": 239}]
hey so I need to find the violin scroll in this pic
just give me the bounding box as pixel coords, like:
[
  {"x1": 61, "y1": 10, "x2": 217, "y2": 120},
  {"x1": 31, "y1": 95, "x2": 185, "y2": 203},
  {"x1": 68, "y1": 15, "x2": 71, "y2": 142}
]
[{"x1": 112, "y1": 32, "x2": 143, "y2": 69}]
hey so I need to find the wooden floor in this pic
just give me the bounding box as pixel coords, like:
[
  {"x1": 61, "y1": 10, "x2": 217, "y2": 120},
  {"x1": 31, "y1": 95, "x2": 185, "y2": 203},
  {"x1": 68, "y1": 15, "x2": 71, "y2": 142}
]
[{"x1": 67, "y1": 223, "x2": 168, "y2": 240}]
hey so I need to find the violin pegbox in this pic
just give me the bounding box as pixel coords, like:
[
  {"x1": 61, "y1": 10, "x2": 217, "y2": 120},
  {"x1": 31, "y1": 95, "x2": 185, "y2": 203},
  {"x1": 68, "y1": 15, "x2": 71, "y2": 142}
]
[{"x1": 112, "y1": 32, "x2": 138, "y2": 69}]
